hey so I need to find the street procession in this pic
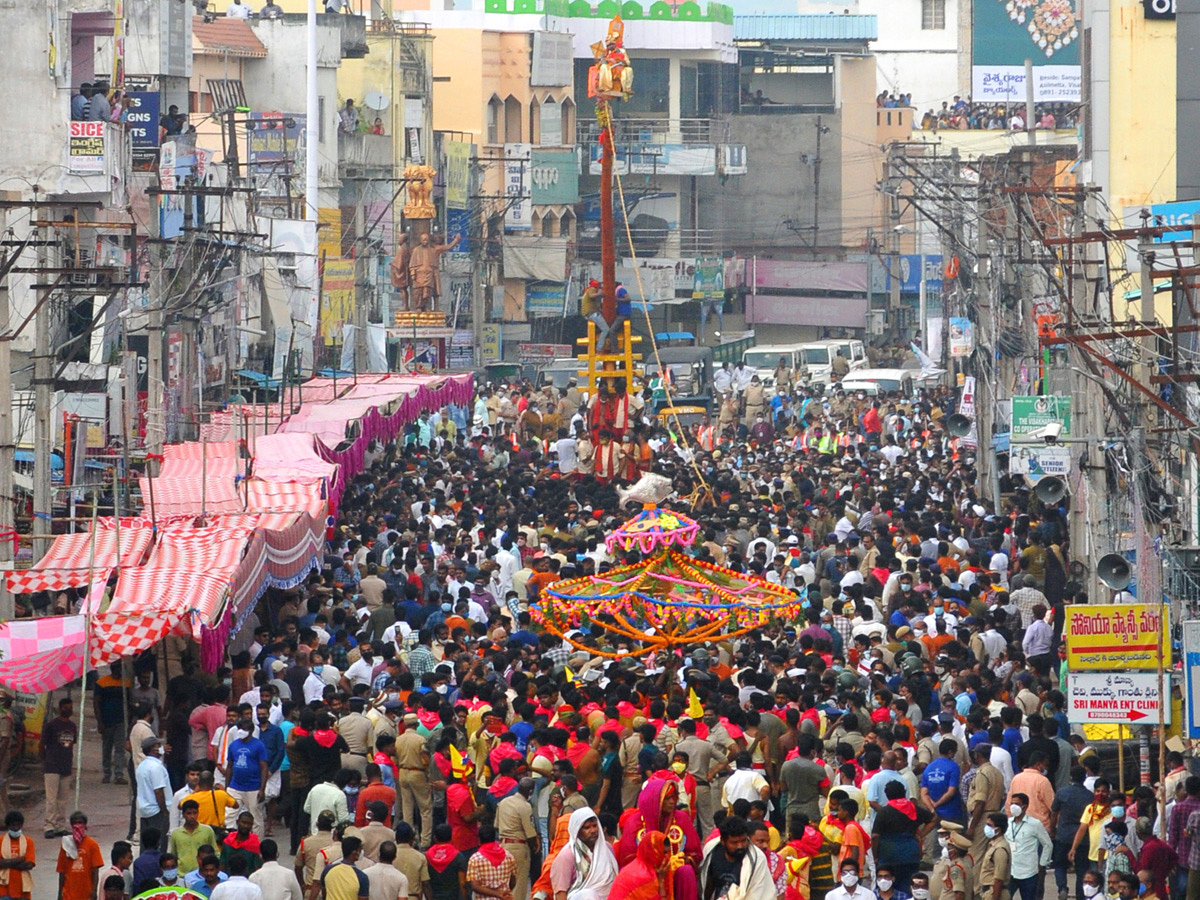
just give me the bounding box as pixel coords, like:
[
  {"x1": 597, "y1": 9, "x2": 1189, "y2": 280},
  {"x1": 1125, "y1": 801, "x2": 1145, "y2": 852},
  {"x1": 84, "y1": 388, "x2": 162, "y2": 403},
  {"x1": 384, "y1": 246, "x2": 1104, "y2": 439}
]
[{"x1": 0, "y1": 0, "x2": 1194, "y2": 896}]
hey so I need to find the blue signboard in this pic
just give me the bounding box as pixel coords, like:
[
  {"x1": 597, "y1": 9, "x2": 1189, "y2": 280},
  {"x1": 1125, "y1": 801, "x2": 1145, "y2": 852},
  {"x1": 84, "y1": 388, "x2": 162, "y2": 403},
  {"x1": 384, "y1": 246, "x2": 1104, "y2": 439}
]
[
  {"x1": 125, "y1": 91, "x2": 160, "y2": 163},
  {"x1": 885, "y1": 254, "x2": 944, "y2": 293},
  {"x1": 1147, "y1": 200, "x2": 1200, "y2": 243},
  {"x1": 446, "y1": 207, "x2": 471, "y2": 255}
]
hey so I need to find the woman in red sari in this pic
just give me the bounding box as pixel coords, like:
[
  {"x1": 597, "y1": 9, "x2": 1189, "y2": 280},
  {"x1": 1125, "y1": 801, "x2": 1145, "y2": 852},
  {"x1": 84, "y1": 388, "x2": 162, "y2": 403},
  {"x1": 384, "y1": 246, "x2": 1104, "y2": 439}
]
[
  {"x1": 616, "y1": 780, "x2": 701, "y2": 900},
  {"x1": 611, "y1": 830, "x2": 669, "y2": 900}
]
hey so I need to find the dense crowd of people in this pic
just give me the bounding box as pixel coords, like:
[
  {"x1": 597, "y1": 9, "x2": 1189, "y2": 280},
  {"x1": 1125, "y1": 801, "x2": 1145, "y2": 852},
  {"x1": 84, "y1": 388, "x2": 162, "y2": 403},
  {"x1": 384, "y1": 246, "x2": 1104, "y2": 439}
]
[
  {"x1": 11, "y1": 354, "x2": 1176, "y2": 900},
  {"x1": 874, "y1": 92, "x2": 1080, "y2": 132}
]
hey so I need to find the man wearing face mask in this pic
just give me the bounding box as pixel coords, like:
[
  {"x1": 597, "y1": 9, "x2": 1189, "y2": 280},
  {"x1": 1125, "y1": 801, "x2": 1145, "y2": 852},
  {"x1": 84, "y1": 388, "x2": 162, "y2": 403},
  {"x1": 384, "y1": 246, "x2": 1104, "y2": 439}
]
[
  {"x1": 225, "y1": 717, "x2": 270, "y2": 838},
  {"x1": 698, "y1": 815, "x2": 775, "y2": 900},
  {"x1": 826, "y1": 858, "x2": 874, "y2": 900},
  {"x1": 135, "y1": 737, "x2": 172, "y2": 853},
  {"x1": 875, "y1": 865, "x2": 912, "y2": 900},
  {"x1": 1005, "y1": 793, "x2": 1052, "y2": 900}
]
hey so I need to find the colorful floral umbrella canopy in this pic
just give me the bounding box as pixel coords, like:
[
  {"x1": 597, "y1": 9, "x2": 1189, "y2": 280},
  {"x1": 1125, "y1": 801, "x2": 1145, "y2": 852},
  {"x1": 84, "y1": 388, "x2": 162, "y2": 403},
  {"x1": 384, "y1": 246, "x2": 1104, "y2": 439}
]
[
  {"x1": 605, "y1": 503, "x2": 701, "y2": 554},
  {"x1": 535, "y1": 504, "x2": 803, "y2": 657}
]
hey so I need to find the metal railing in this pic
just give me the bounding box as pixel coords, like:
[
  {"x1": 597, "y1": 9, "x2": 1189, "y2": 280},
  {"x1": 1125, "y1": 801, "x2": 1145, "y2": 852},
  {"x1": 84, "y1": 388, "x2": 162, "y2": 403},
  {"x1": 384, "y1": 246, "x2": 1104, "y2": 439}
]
[{"x1": 576, "y1": 117, "x2": 718, "y2": 146}]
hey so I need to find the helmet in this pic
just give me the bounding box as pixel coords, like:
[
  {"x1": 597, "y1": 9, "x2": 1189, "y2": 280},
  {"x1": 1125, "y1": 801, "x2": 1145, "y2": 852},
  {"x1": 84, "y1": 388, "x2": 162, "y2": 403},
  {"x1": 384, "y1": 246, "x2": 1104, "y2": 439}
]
[
  {"x1": 901, "y1": 655, "x2": 924, "y2": 677},
  {"x1": 836, "y1": 670, "x2": 859, "y2": 692}
]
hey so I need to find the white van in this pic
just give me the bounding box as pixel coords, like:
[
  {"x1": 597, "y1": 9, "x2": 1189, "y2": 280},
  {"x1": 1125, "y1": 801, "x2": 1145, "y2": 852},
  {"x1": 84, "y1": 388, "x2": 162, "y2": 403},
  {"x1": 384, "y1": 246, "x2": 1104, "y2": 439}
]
[
  {"x1": 836, "y1": 367, "x2": 915, "y2": 397},
  {"x1": 741, "y1": 345, "x2": 805, "y2": 385},
  {"x1": 799, "y1": 339, "x2": 867, "y2": 390}
]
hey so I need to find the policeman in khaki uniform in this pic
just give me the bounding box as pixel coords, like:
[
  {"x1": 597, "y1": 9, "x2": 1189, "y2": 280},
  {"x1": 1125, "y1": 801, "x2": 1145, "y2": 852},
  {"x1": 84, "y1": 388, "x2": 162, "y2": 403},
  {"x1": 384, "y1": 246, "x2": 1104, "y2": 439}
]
[
  {"x1": 976, "y1": 814, "x2": 1012, "y2": 900},
  {"x1": 943, "y1": 832, "x2": 976, "y2": 900},
  {"x1": 932, "y1": 821, "x2": 970, "y2": 900},
  {"x1": 965, "y1": 744, "x2": 1006, "y2": 877},
  {"x1": 395, "y1": 713, "x2": 433, "y2": 847},
  {"x1": 337, "y1": 697, "x2": 375, "y2": 775},
  {"x1": 497, "y1": 777, "x2": 539, "y2": 900}
]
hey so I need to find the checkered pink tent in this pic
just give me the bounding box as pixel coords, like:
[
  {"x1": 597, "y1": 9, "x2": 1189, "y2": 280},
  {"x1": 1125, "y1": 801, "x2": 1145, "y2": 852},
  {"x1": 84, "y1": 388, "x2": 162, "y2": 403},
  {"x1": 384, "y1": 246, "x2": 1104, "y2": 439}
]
[
  {"x1": 4, "y1": 525, "x2": 154, "y2": 594},
  {"x1": 0, "y1": 611, "x2": 183, "y2": 694}
]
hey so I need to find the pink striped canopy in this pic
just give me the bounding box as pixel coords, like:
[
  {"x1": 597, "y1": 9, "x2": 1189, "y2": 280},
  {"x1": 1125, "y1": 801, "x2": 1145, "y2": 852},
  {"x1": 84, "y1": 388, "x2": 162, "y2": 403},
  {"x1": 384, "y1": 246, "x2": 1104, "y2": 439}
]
[{"x1": 5, "y1": 526, "x2": 154, "y2": 594}]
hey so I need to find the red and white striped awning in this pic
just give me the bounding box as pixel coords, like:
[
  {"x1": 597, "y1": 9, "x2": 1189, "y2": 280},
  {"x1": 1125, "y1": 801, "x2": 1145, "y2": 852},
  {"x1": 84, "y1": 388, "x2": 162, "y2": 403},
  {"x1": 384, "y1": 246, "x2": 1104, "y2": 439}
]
[
  {"x1": 5, "y1": 526, "x2": 154, "y2": 594},
  {"x1": 107, "y1": 525, "x2": 268, "y2": 638},
  {"x1": 138, "y1": 474, "x2": 243, "y2": 516},
  {"x1": 245, "y1": 478, "x2": 327, "y2": 520}
]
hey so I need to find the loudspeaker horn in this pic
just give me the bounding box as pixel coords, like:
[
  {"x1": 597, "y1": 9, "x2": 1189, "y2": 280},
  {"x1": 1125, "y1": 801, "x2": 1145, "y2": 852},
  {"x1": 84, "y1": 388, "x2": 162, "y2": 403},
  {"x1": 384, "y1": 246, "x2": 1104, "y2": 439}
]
[
  {"x1": 945, "y1": 414, "x2": 972, "y2": 437},
  {"x1": 1034, "y1": 476, "x2": 1067, "y2": 504},
  {"x1": 1096, "y1": 553, "x2": 1132, "y2": 591}
]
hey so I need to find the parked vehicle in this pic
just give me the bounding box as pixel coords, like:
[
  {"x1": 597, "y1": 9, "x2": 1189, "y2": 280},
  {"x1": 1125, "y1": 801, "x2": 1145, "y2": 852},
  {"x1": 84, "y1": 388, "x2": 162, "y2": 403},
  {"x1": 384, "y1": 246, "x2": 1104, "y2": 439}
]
[
  {"x1": 536, "y1": 358, "x2": 585, "y2": 391},
  {"x1": 644, "y1": 345, "x2": 714, "y2": 413},
  {"x1": 798, "y1": 338, "x2": 867, "y2": 390},
  {"x1": 741, "y1": 344, "x2": 806, "y2": 386},
  {"x1": 835, "y1": 367, "x2": 915, "y2": 397}
]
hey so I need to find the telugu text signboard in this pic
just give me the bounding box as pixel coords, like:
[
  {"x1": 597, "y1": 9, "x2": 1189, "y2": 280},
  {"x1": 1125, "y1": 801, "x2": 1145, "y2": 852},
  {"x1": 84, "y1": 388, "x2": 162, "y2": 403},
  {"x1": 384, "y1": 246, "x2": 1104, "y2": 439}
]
[
  {"x1": 971, "y1": 0, "x2": 1080, "y2": 101},
  {"x1": 1064, "y1": 603, "x2": 1168, "y2": 670},
  {"x1": 1067, "y1": 672, "x2": 1172, "y2": 724},
  {"x1": 68, "y1": 121, "x2": 106, "y2": 174}
]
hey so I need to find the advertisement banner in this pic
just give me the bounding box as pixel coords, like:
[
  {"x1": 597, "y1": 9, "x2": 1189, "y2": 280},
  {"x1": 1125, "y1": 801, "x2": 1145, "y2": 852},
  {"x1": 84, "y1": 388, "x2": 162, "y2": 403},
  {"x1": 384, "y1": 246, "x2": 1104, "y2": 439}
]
[
  {"x1": 68, "y1": 121, "x2": 106, "y2": 174},
  {"x1": 1067, "y1": 672, "x2": 1172, "y2": 724},
  {"x1": 886, "y1": 254, "x2": 944, "y2": 293},
  {"x1": 1184, "y1": 619, "x2": 1200, "y2": 738},
  {"x1": 692, "y1": 257, "x2": 725, "y2": 301},
  {"x1": 479, "y1": 323, "x2": 502, "y2": 363},
  {"x1": 504, "y1": 143, "x2": 532, "y2": 232},
  {"x1": 320, "y1": 260, "x2": 355, "y2": 346},
  {"x1": 971, "y1": 0, "x2": 1080, "y2": 101},
  {"x1": 125, "y1": 90, "x2": 160, "y2": 168},
  {"x1": 445, "y1": 141, "x2": 470, "y2": 210},
  {"x1": 530, "y1": 150, "x2": 579, "y2": 206},
  {"x1": 1010, "y1": 443, "x2": 1072, "y2": 477},
  {"x1": 518, "y1": 343, "x2": 573, "y2": 364},
  {"x1": 1011, "y1": 395, "x2": 1072, "y2": 441},
  {"x1": 1064, "y1": 603, "x2": 1168, "y2": 670},
  {"x1": 949, "y1": 317, "x2": 974, "y2": 357},
  {"x1": 526, "y1": 282, "x2": 566, "y2": 317}
]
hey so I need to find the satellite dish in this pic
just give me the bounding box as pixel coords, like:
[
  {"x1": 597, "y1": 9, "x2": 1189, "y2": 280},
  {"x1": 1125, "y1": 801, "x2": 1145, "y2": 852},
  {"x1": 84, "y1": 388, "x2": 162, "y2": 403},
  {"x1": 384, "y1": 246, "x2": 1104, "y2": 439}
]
[
  {"x1": 1096, "y1": 553, "x2": 1132, "y2": 591},
  {"x1": 364, "y1": 91, "x2": 389, "y2": 111},
  {"x1": 945, "y1": 414, "x2": 972, "y2": 437},
  {"x1": 1034, "y1": 476, "x2": 1067, "y2": 504}
]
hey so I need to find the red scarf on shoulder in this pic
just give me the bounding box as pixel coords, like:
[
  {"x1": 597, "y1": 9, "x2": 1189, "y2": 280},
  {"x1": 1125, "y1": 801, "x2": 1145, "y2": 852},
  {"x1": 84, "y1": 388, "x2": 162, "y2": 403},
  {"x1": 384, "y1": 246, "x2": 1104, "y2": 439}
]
[
  {"x1": 426, "y1": 843, "x2": 459, "y2": 873},
  {"x1": 475, "y1": 842, "x2": 508, "y2": 867}
]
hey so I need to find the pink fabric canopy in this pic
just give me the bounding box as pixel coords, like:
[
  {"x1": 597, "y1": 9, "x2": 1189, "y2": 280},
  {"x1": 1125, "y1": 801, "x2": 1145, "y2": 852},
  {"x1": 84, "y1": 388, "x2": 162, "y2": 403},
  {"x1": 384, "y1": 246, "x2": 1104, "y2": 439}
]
[{"x1": 5, "y1": 526, "x2": 154, "y2": 594}]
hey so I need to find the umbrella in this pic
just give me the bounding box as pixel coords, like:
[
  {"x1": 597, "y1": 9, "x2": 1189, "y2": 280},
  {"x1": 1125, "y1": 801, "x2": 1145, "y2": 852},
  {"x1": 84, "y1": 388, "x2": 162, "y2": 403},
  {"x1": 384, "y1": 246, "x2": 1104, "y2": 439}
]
[{"x1": 133, "y1": 887, "x2": 208, "y2": 900}]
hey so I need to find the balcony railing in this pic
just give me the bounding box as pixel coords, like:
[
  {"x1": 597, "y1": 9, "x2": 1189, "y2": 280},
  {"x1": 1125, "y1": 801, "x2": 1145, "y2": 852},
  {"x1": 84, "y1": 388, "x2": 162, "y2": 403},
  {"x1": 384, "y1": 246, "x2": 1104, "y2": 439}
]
[
  {"x1": 577, "y1": 117, "x2": 718, "y2": 147},
  {"x1": 338, "y1": 133, "x2": 393, "y2": 172}
]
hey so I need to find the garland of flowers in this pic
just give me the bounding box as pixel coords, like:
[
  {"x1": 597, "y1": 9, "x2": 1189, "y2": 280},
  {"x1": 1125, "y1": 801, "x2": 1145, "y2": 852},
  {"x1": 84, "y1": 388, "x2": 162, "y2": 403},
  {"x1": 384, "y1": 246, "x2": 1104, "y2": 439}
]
[{"x1": 533, "y1": 512, "x2": 808, "y2": 653}]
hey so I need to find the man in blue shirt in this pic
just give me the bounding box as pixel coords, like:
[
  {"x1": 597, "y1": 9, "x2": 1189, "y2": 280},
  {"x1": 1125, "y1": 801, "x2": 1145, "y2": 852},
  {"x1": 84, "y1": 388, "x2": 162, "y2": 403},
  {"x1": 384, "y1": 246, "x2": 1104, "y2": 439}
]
[
  {"x1": 1000, "y1": 707, "x2": 1024, "y2": 769},
  {"x1": 224, "y1": 717, "x2": 269, "y2": 837},
  {"x1": 71, "y1": 84, "x2": 91, "y2": 120},
  {"x1": 255, "y1": 704, "x2": 286, "y2": 835},
  {"x1": 920, "y1": 739, "x2": 965, "y2": 822}
]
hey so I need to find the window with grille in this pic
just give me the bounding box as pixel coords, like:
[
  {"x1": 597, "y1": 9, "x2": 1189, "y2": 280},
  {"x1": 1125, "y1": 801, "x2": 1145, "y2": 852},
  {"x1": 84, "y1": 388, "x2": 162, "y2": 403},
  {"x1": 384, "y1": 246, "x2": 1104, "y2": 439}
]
[{"x1": 922, "y1": 0, "x2": 946, "y2": 29}]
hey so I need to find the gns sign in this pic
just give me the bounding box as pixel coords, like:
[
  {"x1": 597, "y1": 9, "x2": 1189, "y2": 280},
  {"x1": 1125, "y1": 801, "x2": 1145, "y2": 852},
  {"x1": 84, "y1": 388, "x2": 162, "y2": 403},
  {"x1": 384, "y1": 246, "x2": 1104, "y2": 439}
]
[{"x1": 1143, "y1": 0, "x2": 1175, "y2": 19}]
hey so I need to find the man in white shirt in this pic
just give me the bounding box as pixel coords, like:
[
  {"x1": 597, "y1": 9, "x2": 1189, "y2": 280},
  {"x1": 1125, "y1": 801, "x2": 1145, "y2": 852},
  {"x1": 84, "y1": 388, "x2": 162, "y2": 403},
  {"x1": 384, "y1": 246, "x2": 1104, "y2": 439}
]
[
  {"x1": 341, "y1": 647, "x2": 377, "y2": 690},
  {"x1": 226, "y1": 0, "x2": 251, "y2": 16},
  {"x1": 713, "y1": 363, "x2": 733, "y2": 395},
  {"x1": 721, "y1": 752, "x2": 771, "y2": 811},
  {"x1": 169, "y1": 764, "x2": 202, "y2": 832},
  {"x1": 363, "y1": 841, "x2": 409, "y2": 900},
  {"x1": 552, "y1": 431, "x2": 578, "y2": 475},
  {"x1": 825, "y1": 859, "x2": 875, "y2": 900},
  {"x1": 249, "y1": 838, "x2": 303, "y2": 900}
]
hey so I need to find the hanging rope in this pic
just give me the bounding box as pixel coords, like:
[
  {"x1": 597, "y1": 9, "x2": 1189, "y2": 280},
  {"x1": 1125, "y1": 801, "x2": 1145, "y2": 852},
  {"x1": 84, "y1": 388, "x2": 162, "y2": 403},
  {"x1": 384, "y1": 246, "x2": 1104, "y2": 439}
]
[{"x1": 603, "y1": 120, "x2": 712, "y2": 499}]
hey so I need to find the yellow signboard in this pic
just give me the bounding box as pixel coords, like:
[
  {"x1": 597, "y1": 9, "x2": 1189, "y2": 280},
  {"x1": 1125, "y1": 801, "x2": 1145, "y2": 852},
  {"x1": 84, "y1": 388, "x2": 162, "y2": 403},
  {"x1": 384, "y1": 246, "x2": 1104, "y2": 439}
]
[
  {"x1": 320, "y1": 260, "x2": 355, "y2": 346},
  {"x1": 1064, "y1": 603, "x2": 1168, "y2": 670},
  {"x1": 445, "y1": 141, "x2": 470, "y2": 210}
]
